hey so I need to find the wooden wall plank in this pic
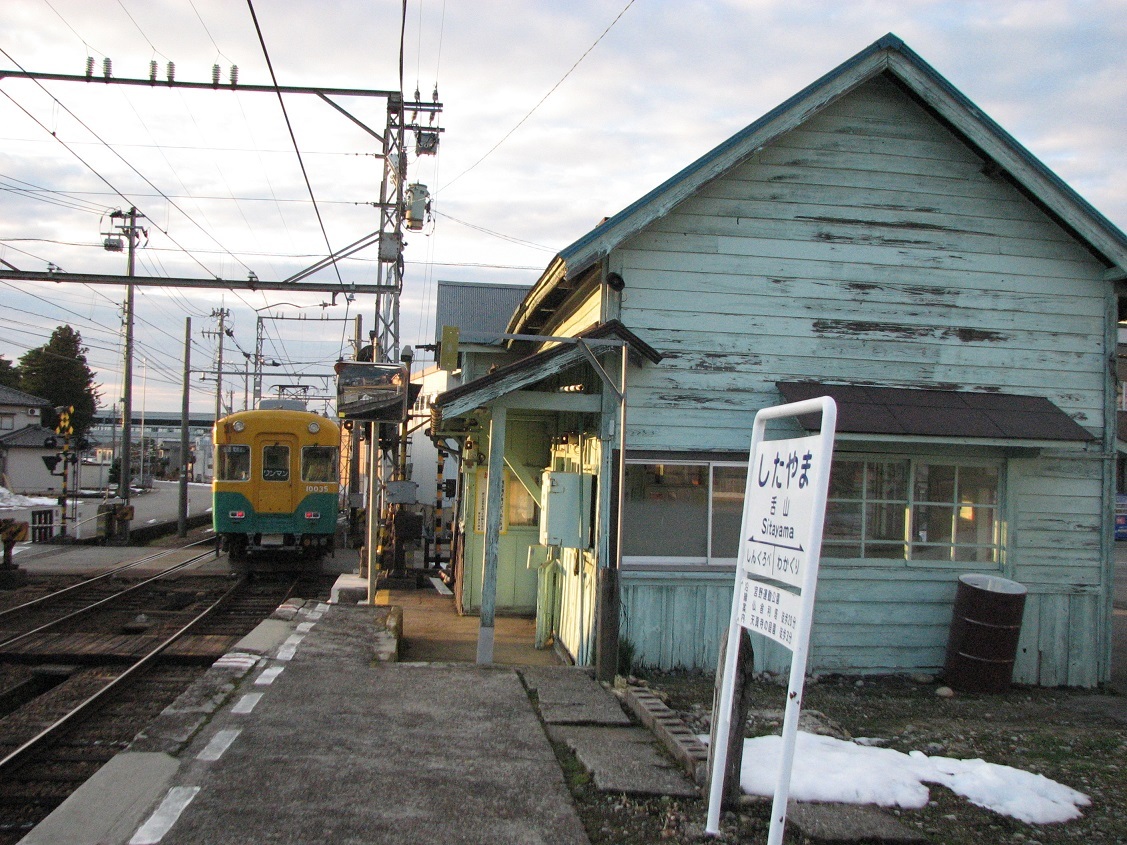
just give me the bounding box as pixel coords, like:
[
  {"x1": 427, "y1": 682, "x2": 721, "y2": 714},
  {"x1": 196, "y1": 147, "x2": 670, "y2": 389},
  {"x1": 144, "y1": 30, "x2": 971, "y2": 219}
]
[{"x1": 603, "y1": 74, "x2": 1113, "y2": 686}]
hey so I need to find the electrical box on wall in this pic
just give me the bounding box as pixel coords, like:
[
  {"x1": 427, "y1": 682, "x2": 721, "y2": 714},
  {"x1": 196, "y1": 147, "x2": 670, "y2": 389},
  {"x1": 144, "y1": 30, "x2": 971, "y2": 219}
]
[{"x1": 539, "y1": 471, "x2": 593, "y2": 549}]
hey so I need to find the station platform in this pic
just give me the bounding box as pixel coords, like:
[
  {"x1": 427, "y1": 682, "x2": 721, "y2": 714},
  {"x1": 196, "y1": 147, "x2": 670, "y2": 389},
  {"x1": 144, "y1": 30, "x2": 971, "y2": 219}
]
[{"x1": 18, "y1": 578, "x2": 700, "y2": 845}]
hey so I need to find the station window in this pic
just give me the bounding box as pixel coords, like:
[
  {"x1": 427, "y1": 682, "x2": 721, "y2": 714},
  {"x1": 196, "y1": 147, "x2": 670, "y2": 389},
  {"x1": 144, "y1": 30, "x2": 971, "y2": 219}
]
[
  {"x1": 623, "y1": 462, "x2": 747, "y2": 564},
  {"x1": 622, "y1": 455, "x2": 1002, "y2": 567},
  {"x1": 262, "y1": 445, "x2": 290, "y2": 481},
  {"x1": 216, "y1": 445, "x2": 251, "y2": 481},
  {"x1": 824, "y1": 457, "x2": 1001, "y2": 563},
  {"x1": 508, "y1": 478, "x2": 539, "y2": 527},
  {"x1": 301, "y1": 446, "x2": 339, "y2": 482}
]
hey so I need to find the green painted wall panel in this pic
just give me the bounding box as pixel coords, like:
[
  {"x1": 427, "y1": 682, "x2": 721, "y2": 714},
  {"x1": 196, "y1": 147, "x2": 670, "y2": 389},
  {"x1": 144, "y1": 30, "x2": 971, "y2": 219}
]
[{"x1": 601, "y1": 75, "x2": 1114, "y2": 686}]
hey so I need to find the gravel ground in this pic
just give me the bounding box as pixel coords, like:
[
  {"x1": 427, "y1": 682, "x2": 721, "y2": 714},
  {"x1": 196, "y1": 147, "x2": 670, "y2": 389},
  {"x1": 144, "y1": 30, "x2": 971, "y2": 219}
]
[{"x1": 562, "y1": 670, "x2": 1127, "y2": 844}]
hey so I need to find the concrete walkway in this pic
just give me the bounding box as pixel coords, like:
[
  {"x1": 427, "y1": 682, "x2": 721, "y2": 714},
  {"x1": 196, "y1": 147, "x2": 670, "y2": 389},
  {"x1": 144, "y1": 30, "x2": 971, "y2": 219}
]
[
  {"x1": 22, "y1": 584, "x2": 703, "y2": 845},
  {"x1": 148, "y1": 608, "x2": 593, "y2": 845}
]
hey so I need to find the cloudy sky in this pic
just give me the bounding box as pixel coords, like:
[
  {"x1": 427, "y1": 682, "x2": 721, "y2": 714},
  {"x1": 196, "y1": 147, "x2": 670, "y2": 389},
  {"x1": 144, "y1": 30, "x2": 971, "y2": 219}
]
[{"x1": 1, "y1": 0, "x2": 1124, "y2": 414}]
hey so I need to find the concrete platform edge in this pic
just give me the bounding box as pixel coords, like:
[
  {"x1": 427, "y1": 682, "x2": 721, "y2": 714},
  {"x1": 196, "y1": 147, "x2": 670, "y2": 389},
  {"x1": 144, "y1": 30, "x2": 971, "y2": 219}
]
[{"x1": 17, "y1": 751, "x2": 179, "y2": 845}]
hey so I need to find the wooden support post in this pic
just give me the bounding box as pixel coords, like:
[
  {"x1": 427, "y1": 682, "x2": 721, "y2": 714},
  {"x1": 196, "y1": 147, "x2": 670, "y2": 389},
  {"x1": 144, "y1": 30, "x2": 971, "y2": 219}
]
[
  {"x1": 477, "y1": 405, "x2": 506, "y2": 664},
  {"x1": 434, "y1": 445, "x2": 445, "y2": 567},
  {"x1": 708, "y1": 625, "x2": 755, "y2": 811}
]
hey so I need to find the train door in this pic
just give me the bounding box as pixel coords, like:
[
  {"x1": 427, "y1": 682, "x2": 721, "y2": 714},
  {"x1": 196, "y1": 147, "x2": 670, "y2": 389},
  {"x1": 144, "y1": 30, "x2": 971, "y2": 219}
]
[{"x1": 257, "y1": 435, "x2": 296, "y2": 513}]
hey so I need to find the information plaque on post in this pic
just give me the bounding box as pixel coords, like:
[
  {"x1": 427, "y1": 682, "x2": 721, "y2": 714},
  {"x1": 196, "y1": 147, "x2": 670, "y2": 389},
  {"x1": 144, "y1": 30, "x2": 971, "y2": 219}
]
[{"x1": 706, "y1": 396, "x2": 837, "y2": 843}]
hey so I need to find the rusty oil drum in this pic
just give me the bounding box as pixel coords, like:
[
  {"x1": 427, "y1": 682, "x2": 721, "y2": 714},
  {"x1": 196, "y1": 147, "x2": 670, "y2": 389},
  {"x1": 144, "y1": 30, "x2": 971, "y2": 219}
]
[{"x1": 943, "y1": 573, "x2": 1027, "y2": 693}]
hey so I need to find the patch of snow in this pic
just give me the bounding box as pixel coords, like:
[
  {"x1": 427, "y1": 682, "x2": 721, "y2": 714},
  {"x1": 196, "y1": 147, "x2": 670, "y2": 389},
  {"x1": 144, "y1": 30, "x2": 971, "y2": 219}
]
[
  {"x1": 732, "y1": 731, "x2": 1089, "y2": 825},
  {"x1": 0, "y1": 486, "x2": 57, "y2": 509}
]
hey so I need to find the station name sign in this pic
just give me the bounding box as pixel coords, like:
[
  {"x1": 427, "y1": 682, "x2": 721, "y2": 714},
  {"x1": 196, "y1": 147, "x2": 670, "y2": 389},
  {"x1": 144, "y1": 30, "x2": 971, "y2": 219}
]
[
  {"x1": 734, "y1": 434, "x2": 827, "y2": 649},
  {"x1": 707, "y1": 397, "x2": 837, "y2": 844}
]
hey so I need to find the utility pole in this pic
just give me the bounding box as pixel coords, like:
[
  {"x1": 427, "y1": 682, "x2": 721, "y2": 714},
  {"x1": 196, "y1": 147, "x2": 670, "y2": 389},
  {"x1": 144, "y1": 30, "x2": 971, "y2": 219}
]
[
  {"x1": 203, "y1": 309, "x2": 231, "y2": 426},
  {"x1": 105, "y1": 207, "x2": 145, "y2": 542},
  {"x1": 178, "y1": 317, "x2": 191, "y2": 537},
  {"x1": 253, "y1": 315, "x2": 265, "y2": 407}
]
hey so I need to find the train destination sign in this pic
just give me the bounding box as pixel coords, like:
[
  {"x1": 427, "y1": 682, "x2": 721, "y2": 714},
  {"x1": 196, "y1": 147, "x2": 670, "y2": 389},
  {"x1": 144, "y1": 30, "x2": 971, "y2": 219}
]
[{"x1": 707, "y1": 396, "x2": 837, "y2": 844}]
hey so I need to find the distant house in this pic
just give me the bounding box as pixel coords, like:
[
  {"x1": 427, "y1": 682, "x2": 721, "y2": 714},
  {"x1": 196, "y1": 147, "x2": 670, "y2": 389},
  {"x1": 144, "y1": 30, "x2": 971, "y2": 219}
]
[
  {"x1": 433, "y1": 34, "x2": 1127, "y2": 687},
  {"x1": 0, "y1": 385, "x2": 56, "y2": 494}
]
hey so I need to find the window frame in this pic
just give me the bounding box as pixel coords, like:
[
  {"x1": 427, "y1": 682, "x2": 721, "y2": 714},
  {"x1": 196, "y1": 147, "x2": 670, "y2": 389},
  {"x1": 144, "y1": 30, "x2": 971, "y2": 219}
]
[
  {"x1": 216, "y1": 444, "x2": 251, "y2": 482},
  {"x1": 622, "y1": 459, "x2": 749, "y2": 569},
  {"x1": 825, "y1": 453, "x2": 1004, "y2": 568},
  {"x1": 300, "y1": 445, "x2": 339, "y2": 483},
  {"x1": 261, "y1": 444, "x2": 291, "y2": 482},
  {"x1": 622, "y1": 452, "x2": 1005, "y2": 570}
]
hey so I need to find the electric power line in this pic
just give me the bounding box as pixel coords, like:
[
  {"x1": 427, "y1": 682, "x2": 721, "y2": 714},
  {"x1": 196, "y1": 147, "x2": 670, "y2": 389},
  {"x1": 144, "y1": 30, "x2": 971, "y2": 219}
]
[{"x1": 439, "y1": 0, "x2": 636, "y2": 192}]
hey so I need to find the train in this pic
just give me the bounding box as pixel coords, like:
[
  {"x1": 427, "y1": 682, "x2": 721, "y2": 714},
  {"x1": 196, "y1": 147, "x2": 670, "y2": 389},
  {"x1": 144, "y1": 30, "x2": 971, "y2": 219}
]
[{"x1": 212, "y1": 405, "x2": 341, "y2": 568}]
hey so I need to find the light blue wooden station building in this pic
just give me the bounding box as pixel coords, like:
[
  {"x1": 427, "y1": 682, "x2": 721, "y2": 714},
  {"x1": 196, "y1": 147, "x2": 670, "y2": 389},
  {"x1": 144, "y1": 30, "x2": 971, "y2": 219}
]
[{"x1": 432, "y1": 34, "x2": 1127, "y2": 687}]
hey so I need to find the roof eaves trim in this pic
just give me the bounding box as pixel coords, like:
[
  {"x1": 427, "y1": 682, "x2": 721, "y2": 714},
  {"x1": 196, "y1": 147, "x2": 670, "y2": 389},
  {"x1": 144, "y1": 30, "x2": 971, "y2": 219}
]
[
  {"x1": 506, "y1": 255, "x2": 568, "y2": 337},
  {"x1": 436, "y1": 320, "x2": 661, "y2": 418},
  {"x1": 884, "y1": 50, "x2": 1127, "y2": 268},
  {"x1": 556, "y1": 40, "x2": 895, "y2": 278},
  {"x1": 556, "y1": 32, "x2": 1127, "y2": 279}
]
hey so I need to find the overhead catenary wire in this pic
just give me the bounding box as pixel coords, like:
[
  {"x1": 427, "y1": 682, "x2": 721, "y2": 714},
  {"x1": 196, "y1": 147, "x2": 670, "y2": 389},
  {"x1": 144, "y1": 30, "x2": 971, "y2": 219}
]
[
  {"x1": 114, "y1": 0, "x2": 171, "y2": 62},
  {"x1": 42, "y1": 0, "x2": 106, "y2": 61},
  {"x1": 245, "y1": 0, "x2": 344, "y2": 290},
  {"x1": 0, "y1": 47, "x2": 254, "y2": 281},
  {"x1": 438, "y1": 0, "x2": 636, "y2": 192},
  {"x1": 1, "y1": 5, "x2": 456, "y2": 403}
]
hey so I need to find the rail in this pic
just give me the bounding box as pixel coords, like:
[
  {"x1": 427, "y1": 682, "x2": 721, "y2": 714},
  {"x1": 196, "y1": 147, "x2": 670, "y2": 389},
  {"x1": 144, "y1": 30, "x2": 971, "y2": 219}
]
[
  {"x1": 0, "y1": 538, "x2": 214, "y2": 622},
  {"x1": 0, "y1": 546, "x2": 216, "y2": 649},
  {"x1": 0, "y1": 574, "x2": 251, "y2": 776}
]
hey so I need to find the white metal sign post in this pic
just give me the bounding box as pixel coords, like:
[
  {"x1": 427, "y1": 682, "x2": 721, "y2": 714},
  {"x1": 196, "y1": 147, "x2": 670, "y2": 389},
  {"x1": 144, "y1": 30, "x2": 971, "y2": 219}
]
[{"x1": 706, "y1": 397, "x2": 837, "y2": 841}]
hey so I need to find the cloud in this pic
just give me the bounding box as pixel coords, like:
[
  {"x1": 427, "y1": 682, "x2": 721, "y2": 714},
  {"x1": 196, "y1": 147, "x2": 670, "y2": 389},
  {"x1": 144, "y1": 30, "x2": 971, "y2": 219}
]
[{"x1": 2, "y1": 0, "x2": 1124, "y2": 410}]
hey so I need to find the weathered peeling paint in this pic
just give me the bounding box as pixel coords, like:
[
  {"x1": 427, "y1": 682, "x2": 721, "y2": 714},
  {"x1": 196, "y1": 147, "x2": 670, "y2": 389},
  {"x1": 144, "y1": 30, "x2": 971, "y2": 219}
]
[{"x1": 811, "y1": 319, "x2": 1009, "y2": 343}]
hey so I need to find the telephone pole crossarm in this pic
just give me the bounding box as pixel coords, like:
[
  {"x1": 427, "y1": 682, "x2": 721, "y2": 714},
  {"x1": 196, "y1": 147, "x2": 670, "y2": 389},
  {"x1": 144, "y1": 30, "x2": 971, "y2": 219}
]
[
  {"x1": 0, "y1": 69, "x2": 399, "y2": 99},
  {"x1": 0, "y1": 270, "x2": 396, "y2": 295}
]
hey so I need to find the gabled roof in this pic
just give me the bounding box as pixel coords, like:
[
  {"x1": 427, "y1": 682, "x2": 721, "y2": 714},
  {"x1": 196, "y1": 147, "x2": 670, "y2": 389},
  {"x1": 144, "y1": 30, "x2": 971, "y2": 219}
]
[
  {"x1": 509, "y1": 33, "x2": 1127, "y2": 335},
  {"x1": 0, "y1": 424, "x2": 56, "y2": 449},
  {"x1": 0, "y1": 384, "x2": 50, "y2": 408}
]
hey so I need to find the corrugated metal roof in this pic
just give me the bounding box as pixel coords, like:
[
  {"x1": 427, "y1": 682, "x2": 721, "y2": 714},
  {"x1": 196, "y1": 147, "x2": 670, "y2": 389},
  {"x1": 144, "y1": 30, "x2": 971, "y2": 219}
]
[
  {"x1": 777, "y1": 382, "x2": 1096, "y2": 442},
  {"x1": 434, "y1": 281, "x2": 531, "y2": 346}
]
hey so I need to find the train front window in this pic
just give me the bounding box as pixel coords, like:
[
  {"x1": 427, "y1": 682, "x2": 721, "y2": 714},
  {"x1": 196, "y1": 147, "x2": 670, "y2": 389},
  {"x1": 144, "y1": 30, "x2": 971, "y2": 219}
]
[
  {"x1": 217, "y1": 445, "x2": 251, "y2": 481},
  {"x1": 302, "y1": 446, "x2": 338, "y2": 482},
  {"x1": 262, "y1": 445, "x2": 290, "y2": 481}
]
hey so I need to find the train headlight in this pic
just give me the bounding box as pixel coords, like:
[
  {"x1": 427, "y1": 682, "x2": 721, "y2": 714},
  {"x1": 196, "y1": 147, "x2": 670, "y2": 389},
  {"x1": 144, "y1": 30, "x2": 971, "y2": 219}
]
[
  {"x1": 229, "y1": 511, "x2": 245, "y2": 520},
  {"x1": 304, "y1": 511, "x2": 320, "y2": 520},
  {"x1": 307, "y1": 422, "x2": 320, "y2": 433},
  {"x1": 232, "y1": 421, "x2": 245, "y2": 432}
]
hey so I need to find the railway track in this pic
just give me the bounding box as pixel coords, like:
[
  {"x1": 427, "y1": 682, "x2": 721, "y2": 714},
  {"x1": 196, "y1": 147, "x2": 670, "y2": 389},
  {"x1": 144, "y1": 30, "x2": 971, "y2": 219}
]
[{"x1": 0, "y1": 549, "x2": 334, "y2": 844}]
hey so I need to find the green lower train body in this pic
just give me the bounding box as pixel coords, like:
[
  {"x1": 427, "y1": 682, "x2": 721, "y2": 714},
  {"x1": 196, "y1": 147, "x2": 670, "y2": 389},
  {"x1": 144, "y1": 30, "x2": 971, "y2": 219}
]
[{"x1": 214, "y1": 490, "x2": 338, "y2": 560}]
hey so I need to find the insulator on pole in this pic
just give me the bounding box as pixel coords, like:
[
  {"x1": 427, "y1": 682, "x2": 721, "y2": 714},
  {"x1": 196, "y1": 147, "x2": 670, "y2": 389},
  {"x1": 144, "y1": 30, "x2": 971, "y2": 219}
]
[
  {"x1": 166, "y1": 61, "x2": 175, "y2": 82},
  {"x1": 229, "y1": 65, "x2": 239, "y2": 86},
  {"x1": 102, "y1": 57, "x2": 112, "y2": 79},
  {"x1": 85, "y1": 56, "x2": 94, "y2": 78},
  {"x1": 149, "y1": 60, "x2": 158, "y2": 82},
  {"x1": 212, "y1": 64, "x2": 221, "y2": 86}
]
